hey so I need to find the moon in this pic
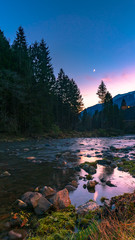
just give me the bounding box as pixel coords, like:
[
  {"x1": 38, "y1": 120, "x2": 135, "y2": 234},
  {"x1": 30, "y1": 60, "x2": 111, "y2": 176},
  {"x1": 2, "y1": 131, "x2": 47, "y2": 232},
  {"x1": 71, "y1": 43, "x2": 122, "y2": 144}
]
[{"x1": 93, "y1": 69, "x2": 96, "y2": 72}]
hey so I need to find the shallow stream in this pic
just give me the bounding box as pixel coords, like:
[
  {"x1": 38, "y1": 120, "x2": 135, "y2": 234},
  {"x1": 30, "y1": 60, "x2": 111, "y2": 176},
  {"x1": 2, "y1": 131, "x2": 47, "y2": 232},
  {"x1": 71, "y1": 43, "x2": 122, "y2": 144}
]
[{"x1": 0, "y1": 135, "x2": 135, "y2": 226}]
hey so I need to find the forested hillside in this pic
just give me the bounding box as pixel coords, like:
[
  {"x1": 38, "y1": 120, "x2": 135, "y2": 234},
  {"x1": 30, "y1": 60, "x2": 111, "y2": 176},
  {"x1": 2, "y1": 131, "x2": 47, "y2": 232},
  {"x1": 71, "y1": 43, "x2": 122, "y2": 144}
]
[{"x1": 0, "y1": 27, "x2": 83, "y2": 135}]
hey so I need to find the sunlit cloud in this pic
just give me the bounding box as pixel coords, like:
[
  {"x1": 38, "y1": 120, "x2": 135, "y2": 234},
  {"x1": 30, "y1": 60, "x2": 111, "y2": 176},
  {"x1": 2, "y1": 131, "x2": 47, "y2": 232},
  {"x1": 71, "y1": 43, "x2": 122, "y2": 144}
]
[{"x1": 102, "y1": 76, "x2": 112, "y2": 82}]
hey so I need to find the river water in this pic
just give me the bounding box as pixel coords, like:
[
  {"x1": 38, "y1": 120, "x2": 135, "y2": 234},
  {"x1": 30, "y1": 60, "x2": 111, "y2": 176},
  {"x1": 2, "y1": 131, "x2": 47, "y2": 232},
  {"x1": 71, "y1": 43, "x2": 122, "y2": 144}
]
[{"x1": 0, "y1": 136, "x2": 135, "y2": 225}]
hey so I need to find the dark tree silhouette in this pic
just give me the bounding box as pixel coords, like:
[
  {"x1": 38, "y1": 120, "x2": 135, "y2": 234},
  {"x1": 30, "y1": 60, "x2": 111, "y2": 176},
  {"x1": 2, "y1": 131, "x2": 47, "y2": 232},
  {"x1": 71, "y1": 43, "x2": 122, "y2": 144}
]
[{"x1": 96, "y1": 80, "x2": 107, "y2": 103}]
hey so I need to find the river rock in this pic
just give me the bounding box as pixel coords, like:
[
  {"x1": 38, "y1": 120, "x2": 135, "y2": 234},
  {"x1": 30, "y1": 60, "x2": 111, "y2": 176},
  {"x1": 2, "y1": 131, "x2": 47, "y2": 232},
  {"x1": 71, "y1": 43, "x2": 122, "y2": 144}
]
[
  {"x1": 40, "y1": 186, "x2": 56, "y2": 197},
  {"x1": 24, "y1": 148, "x2": 29, "y2": 151},
  {"x1": 26, "y1": 156, "x2": 35, "y2": 160},
  {"x1": 106, "y1": 181, "x2": 117, "y2": 187},
  {"x1": 87, "y1": 180, "x2": 98, "y2": 189},
  {"x1": 50, "y1": 188, "x2": 71, "y2": 210},
  {"x1": 100, "y1": 177, "x2": 106, "y2": 183},
  {"x1": 110, "y1": 146, "x2": 117, "y2": 151},
  {"x1": 79, "y1": 176, "x2": 83, "y2": 180},
  {"x1": 65, "y1": 185, "x2": 76, "y2": 191},
  {"x1": 21, "y1": 192, "x2": 42, "y2": 208},
  {"x1": 0, "y1": 171, "x2": 11, "y2": 177},
  {"x1": 82, "y1": 164, "x2": 96, "y2": 174},
  {"x1": 97, "y1": 159, "x2": 112, "y2": 166},
  {"x1": 77, "y1": 201, "x2": 99, "y2": 215},
  {"x1": 8, "y1": 229, "x2": 27, "y2": 239},
  {"x1": 34, "y1": 197, "x2": 52, "y2": 215},
  {"x1": 110, "y1": 162, "x2": 117, "y2": 168},
  {"x1": 62, "y1": 152, "x2": 71, "y2": 157},
  {"x1": 70, "y1": 180, "x2": 78, "y2": 188}
]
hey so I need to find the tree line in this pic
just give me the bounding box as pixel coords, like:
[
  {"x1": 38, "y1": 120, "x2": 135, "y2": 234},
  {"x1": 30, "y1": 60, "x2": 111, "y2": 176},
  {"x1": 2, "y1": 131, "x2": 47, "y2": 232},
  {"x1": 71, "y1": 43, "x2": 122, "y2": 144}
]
[
  {"x1": 0, "y1": 26, "x2": 83, "y2": 135},
  {"x1": 80, "y1": 81, "x2": 123, "y2": 131}
]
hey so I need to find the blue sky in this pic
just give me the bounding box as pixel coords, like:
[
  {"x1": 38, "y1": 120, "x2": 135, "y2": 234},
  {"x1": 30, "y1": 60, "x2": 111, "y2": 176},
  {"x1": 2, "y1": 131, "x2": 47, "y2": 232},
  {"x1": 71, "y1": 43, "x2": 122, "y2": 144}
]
[{"x1": 1, "y1": 0, "x2": 135, "y2": 107}]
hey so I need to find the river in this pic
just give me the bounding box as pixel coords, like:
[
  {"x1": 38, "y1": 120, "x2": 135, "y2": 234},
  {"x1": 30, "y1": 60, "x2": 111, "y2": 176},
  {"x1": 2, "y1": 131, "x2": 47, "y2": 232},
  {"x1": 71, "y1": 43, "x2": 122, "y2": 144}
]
[{"x1": 0, "y1": 135, "x2": 135, "y2": 227}]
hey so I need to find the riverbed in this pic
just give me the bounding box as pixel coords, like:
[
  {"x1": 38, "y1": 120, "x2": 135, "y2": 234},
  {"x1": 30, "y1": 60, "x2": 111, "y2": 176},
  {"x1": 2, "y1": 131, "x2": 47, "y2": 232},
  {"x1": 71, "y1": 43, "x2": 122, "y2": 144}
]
[{"x1": 0, "y1": 136, "x2": 135, "y2": 226}]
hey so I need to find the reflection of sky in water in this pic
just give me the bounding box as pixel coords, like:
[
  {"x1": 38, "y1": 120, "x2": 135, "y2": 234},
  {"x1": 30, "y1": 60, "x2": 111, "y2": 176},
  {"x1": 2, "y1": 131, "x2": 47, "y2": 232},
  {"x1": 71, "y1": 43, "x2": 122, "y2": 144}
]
[
  {"x1": 1, "y1": 135, "x2": 135, "y2": 209},
  {"x1": 70, "y1": 166, "x2": 135, "y2": 207}
]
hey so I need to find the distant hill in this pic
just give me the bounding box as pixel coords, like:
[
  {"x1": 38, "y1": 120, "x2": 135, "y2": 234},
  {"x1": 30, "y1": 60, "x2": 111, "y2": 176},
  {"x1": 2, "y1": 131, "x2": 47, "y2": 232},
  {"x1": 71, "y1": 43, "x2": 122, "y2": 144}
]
[{"x1": 83, "y1": 90, "x2": 135, "y2": 116}]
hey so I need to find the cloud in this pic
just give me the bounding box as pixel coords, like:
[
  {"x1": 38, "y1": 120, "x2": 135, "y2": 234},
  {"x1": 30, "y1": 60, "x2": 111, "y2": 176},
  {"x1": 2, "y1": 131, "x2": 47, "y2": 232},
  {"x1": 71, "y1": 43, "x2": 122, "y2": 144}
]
[{"x1": 102, "y1": 76, "x2": 112, "y2": 82}]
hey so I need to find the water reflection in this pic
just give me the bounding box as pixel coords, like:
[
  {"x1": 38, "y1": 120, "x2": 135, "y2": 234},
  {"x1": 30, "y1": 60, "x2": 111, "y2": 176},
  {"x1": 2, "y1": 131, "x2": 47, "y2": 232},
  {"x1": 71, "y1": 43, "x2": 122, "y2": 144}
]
[{"x1": 0, "y1": 136, "x2": 135, "y2": 217}]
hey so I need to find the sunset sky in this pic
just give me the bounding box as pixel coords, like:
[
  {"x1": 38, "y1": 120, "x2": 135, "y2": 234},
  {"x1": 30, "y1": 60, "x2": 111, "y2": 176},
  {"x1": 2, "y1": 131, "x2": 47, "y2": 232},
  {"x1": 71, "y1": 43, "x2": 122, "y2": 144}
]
[{"x1": 1, "y1": 0, "x2": 135, "y2": 107}]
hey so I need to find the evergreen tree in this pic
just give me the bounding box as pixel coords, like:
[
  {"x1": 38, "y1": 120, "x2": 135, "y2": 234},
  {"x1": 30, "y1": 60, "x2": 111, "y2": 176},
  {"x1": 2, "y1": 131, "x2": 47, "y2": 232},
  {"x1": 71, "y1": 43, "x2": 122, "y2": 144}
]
[
  {"x1": 96, "y1": 80, "x2": 107, "y2": 103},
  {"x1": 0, "y1": 26, "x2": 84, "y2": 135},
  {"x1": 56, "y1": 69, "x2": 83, "y2": 129},
  {"x1": 81, "y1": 109, "x2": 91, "y2": 131},
  {"x1": 29, "y1": 39, "x2": 55, "y2": 131},
  {"x1": 0, "y1": 29, "x2": 11, "y2": 70},
  {"x1": 12, "y1": 26, "x2": 30, "y2": 76},
  {"x1": 103, "y1": 91, "x2": 113, "y2": 128}
]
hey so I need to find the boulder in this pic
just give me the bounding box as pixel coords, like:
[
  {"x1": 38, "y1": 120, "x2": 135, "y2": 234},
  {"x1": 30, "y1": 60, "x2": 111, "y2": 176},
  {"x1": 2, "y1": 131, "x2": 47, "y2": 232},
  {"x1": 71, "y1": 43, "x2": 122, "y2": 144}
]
[
  {"x1": 77, "y1": 201, "x2": 99, "y2": 215},
  {"x1": 50, "y1": 188, "x2": 71, "y2": 210},
  {"x1": 40, "y1": 186, "x2": 56, "y2": 197},
  {"x1": 21, "y1": 192, "x2": 42, "y2": 208},
  {"x1": 34, "y1": 197, "x2": 52, "y2": 215}
]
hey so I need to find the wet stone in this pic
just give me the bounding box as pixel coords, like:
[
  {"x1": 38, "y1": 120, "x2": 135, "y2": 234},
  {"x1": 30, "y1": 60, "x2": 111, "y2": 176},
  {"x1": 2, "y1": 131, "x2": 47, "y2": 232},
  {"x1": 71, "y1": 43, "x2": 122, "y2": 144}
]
[
  {"x1": 8, "y1": 229, "x2": 27, "y2": 239},
  {"x1": 77, "y1": 201, "x2": 99, "y2": 215},
  {"x1": 21, "y1": 192, "x2": 42, "y2": 208},
  {"x1": 34, "y1": 197, "x2": 52, "y2": 215}
]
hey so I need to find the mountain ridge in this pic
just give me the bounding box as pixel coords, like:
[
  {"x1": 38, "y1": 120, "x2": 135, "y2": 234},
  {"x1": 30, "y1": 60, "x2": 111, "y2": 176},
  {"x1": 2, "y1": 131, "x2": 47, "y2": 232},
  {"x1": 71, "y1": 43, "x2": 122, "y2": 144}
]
[{"x1": 84, "y1": 90, "x2": 135, "y2": 116}]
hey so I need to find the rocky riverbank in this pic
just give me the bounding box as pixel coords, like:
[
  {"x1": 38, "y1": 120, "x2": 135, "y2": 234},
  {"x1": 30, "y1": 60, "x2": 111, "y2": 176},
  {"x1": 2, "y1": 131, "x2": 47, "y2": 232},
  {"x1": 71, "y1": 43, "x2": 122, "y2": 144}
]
[
  {"x1": 1, "y1": 136, "x2": 135, "y2": 239},
  {"x1": 1, "y1": 184, "x2": 135, "y2": 240}
]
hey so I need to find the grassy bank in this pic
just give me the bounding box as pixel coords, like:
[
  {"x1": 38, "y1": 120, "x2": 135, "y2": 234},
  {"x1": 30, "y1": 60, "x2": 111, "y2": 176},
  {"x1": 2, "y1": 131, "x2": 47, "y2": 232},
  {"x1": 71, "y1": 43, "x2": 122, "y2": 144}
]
[{"x1": 0, "y1": 128, "x2": 126, "y2": 142}]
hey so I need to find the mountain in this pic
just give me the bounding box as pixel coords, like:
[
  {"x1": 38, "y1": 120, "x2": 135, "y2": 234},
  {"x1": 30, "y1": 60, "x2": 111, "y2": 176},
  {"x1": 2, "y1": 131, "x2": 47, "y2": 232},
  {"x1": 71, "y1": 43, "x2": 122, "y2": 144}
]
[{"x1": 84, "y1": 90, "x2": 135, "y2": 116}]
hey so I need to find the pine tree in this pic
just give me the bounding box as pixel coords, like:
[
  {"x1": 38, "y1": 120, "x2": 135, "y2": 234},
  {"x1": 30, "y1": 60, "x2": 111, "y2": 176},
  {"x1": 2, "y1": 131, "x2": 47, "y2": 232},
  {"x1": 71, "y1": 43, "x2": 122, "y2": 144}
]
[
  {"x1": 96, "y1": 80, "x2": 107, "y2": 103},
  {"x1": 0, "y1": 29, "x2": 11, "y2": 70},
  {"x1": 56, "y1": 69, "x2": 83, "y2": 129},
  {"x1": 103, "y1": 91, "x2": 113, "y2": 128},
  {"x1": 12, "y1": 26, "x2": 29, "y2": 76},
  {"x1": 29, "y1": 39, "x2": 56, "y2": 131}
]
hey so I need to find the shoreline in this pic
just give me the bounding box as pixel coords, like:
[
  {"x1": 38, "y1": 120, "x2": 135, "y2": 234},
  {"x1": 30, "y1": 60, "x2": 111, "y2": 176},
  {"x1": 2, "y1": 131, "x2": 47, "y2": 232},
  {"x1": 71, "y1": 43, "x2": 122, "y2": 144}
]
[{"x1": 0, "y1": 129, "x2": 130, "y2": 142}]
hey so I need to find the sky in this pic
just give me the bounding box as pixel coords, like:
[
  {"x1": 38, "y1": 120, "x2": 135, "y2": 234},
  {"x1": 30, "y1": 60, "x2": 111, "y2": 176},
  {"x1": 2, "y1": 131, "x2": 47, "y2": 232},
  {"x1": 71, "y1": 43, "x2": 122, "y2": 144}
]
[{"x1": 1, "y1": 0, "x2": 135, "y2": 108}]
